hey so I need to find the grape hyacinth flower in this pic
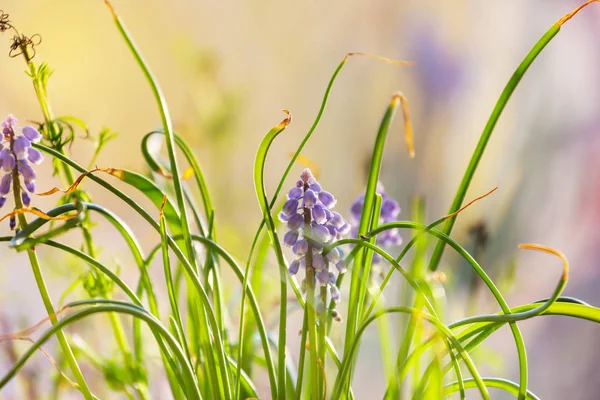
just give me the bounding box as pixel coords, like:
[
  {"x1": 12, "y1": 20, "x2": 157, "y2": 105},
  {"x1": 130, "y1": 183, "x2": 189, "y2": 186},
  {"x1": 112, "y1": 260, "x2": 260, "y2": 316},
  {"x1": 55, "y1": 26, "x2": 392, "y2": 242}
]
[
  {"x1": 350, "y1": 182, "x2": 402, "y2": 264},
  {"x1": 281, "y1": 168, "x2": 350, "y2": 309},
  {"x1": 0, "y1": 114, "x2": 43, "y2": 222}
]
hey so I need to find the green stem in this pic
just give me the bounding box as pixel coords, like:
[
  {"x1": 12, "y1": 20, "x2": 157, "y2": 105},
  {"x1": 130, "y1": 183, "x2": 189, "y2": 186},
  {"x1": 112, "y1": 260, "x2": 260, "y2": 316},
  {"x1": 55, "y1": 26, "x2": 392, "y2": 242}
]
[
  {"x1": 305, "y1": 202, "x2": 321, "y2": 400},
  {"x1": 10, "y1": 162, "x2": 93, "y2": 399},
  {"x1": 23, "y1": 54, "x2": 146, "y2": 398}
]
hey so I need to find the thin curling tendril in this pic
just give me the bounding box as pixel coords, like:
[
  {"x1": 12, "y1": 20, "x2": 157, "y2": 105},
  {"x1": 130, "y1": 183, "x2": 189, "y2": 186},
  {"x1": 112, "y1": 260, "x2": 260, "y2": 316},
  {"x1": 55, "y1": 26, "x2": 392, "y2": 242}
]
[
  {"x1": 0, "y1": 207, "x2": 79, "y2": 224},
  {"x1": 518, "y1": 243, "x2": 569, "y2": 283},
  {"x1": 557, "y1": 0, "x2": 600, "y2": 26},
  {"x1": 35, "y1": 167, "x2": 124, "y2": 196}
]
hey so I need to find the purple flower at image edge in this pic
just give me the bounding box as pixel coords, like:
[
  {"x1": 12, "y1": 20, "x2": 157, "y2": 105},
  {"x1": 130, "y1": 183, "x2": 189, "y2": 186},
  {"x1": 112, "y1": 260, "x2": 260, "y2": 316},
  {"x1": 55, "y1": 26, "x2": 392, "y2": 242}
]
[{"x1": 0, "y1": 114, "x2": 44, "y2": 227}]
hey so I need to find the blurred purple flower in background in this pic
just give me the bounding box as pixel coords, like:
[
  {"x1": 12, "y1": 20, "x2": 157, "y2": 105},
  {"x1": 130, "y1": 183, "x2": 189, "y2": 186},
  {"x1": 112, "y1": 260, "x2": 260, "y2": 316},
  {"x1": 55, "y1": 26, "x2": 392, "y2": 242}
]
[
  {"x1": 281, "y1": 168, "x2": 350, "y2": 307},
  {"x1": 350, "y1": 182, "x2": 402, "y2": 264}
]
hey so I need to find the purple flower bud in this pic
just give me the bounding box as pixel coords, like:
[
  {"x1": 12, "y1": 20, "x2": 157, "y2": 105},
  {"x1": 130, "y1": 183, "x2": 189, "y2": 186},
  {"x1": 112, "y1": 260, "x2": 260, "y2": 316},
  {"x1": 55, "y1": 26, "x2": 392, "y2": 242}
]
[
  {"x1": 287, "y1": 213, "x2": 304, "y2": 231},
  {"x1": 27, "y1": 147, "x2": 43, "y2": 165},
  {"x1": 21, "y1": 191, "x2": 31, "y2": 207},
  {"x1": 372, "y1": 253, "x2": 382, "y2": 264},
  {"x1": 22, "y1": 126, "x2": 42, "y2": 143},
  {"x1": 2, "y1": 127, "x2": 10, "y2": 137},
  {"x1": 317, "y1": 269, "x2": 329, "y2": 286},
  {"x1": 293, "y1": 239, "x2": 308, "y2": 256},
  {"x1": 326, "y1": 247, "x2": 341, "y2": 262},
  {"x1": 318, "y1": 190, "x2": 336, "y2": 208},
  {"x1": 309, "y1": 182, "x2": 322, "y2": 193},
  {"x1": 288, "y1": 186, "x2": 303, "y2": 200},
  {"x1": 0, "y1": 197, "x2": 6, "y2": 208},
  {"x1": 278, "y1": 211, "x2": 291, "y2": 222},
  {"x1": 312, "y1": 240, "x2": 323, "y2": 253},
  {"x1": 25, "y1": 180, "x2": 35, "y2": 193},
  {"x1": 330, "y1": 285, "x2": 341, "y2": 303},
  {"x1": 0, "y1": 148, "x2": 15, "y2": 172},
  {"x1": 296, "y1": 180, "x2": 303, "y2": 187},
  {"x1": 312, "y1": 204, "x2": 327, "y2": 224},
  {"x1": 288, "y1": 259, "x2": 300, "y2": 276},
  {"x1": 316, "y1": 299, "x2": 325, "y2": 314},
  {"x1": 282, "y1": 198, "x2": 299, "y2": 216},
  {"x1": 312, "y1": 253, "x2": 325, "y2": 271},
  {"x1": 350, "y1": 195, "x2": 364, "y2": 221},
  {"x1": 0, "y1": 173, "x2": 12, "y2": 195},
  {"x1": 323, "y1": 208, "x2": 333, "y2": 222},
  {"x1": 303, "y1": 189, "x2": 317, "y2": 208},
  {"x1": 330, "y1": 212, "x2": 345, "y2": 228},
  {"x1": 300, "y1": 168, "x2": 314, "y2": 184},
  {"x1": 338, "y1": 223, "x2": 351, "y2": 235},
  {"x1": 9, "y1": 215, "x2": 16, "y2": 230},
  {"x1": 13, "y1": 136, "x2": 31, "y2": 160},
  {"x1": 326, "y1": 224, "x2": 337, "y2": 237},
  {"x1": 283, "y1": 230, "x2": 299, "y2": 247},
  {"x1": 18, "y1": 160, "x2": 36, "y2": 181},
  {"x1": 328, "y1": 271, "x2": 337, "y2": 284},
  {"x1": 336, "y1": 260, "x2": 347, "y2": 274},
  {"x1": 312, "y1": 223, "x2": 331, "y2": 243},
  {"x1": 2, "y1": 115, "x2": 17, "y2": 129}
]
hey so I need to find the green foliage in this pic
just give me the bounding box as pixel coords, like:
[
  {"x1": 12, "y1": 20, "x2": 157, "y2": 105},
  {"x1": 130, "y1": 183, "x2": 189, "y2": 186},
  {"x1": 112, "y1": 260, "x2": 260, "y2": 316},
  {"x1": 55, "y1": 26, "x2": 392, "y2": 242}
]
[{"x1": 1, "y1": 2, "x2": 599, "y2": 400}]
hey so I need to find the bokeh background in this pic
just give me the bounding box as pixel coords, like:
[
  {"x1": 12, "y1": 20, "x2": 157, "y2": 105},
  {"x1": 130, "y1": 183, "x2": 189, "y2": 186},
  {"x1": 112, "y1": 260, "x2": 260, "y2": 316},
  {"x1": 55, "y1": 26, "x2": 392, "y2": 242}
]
[{"x1": 1, "y1": 0, "x2": 600, "y2": 398}]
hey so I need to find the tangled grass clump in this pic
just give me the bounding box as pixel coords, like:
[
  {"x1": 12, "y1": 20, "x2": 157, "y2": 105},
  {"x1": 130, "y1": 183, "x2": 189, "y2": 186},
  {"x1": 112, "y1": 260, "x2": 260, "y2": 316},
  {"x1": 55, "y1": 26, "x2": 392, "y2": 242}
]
[{"x1": 0, "y1": 1, "x2": 599, "y2": 399}]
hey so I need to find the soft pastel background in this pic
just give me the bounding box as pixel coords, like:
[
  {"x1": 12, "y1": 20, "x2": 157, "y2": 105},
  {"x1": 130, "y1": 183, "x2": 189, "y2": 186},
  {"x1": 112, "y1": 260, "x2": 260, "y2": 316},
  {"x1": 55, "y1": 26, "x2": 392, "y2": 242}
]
[{"x1": 1, "y1": 0, "x2": 599, "y2": 399}]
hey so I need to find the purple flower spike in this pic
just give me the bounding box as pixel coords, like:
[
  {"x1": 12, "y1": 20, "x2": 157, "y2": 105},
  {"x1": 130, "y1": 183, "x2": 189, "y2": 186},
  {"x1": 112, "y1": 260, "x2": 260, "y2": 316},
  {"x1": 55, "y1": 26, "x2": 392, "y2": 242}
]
[
  {"x1": 0, "y1": 173, "x2": 12, "y2": 195},
  {"x1": 281, "y1": 168, "x2": 351, "y2": 309},
  {"x1": 318, "y1": 190, "x2": 336, "y2": 208},
  {"x1": 27, "y1": 148, "x2": 44, "y2": 165},
  {"x1": 22, "y1": 126, "x2": 42, "y2": 143},
  {"x1": 13, "y1": 136, "x2": 30, "y2": 160},
  {"x1": 288, "y1": 186, "x2": 303, "y2": 200},
  {"x1": 0, "y1": 115, "x2": 45, "y2": 214},
  {"x1": 287, "y1": 213, "x2": 304, "y2": 231},
  {"x1": 293, "y1": 239, "x2": 308, "y2": 256},
  {"x1": 312, "y1": 253, "x2": 325, "y2": 271},
  {"x1": 303, "y1": 189, "x2": 317, "y2": 208},
  {"x1": 282, "y1": 198, "x2": 299, "y2": 216},
  {"x1": 312, "y1": 204, "x2": 327, "y2": 224},
  {"x1": 283, "y1": 230, "x2": 299, "y2": 247},
  {"x1": 288, "y1": 260, "x2": 300, "y2": 276},
  {"x1": 21, "y1": 191, "x2": 31, "y2": 207}
]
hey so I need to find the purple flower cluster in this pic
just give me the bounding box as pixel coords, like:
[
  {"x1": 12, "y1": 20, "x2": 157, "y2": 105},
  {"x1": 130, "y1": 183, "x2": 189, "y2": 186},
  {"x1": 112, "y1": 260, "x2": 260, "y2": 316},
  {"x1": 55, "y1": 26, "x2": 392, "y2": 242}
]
[
  {"x1": 0, "y1": 115, "x2": 43, "y2": 210},
  {"x1": 280, "y1": 168, "x2": 350, "y2": 305},
  {"x1": 350, "y1": 182, "x2": 402, "y2": 263}
]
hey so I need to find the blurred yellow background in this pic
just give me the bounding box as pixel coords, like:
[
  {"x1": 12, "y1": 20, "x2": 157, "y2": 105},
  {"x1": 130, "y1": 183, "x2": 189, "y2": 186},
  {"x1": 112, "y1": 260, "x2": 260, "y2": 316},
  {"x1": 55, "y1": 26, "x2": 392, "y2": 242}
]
[{"x1": 1, "y1": 0, "x2": 600, "y2": 398}]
